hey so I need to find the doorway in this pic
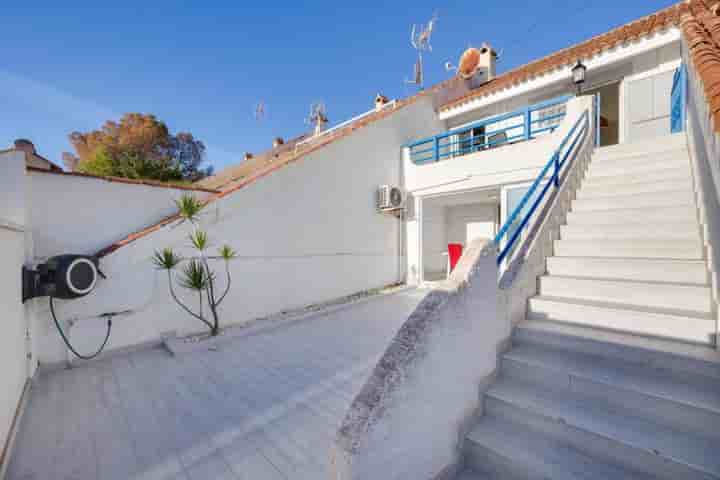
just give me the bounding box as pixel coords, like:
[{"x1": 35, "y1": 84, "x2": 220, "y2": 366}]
[{"x1": 585, "y1": 82, "x2": 620, "y2": 147}]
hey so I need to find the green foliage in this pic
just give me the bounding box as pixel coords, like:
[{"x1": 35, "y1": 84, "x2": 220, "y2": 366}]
[
  {"x1": 219, "y1": 245, "x2": 237, "y2": 261},
  {"x1": 175, "y1": 194, "x2": 204, "y2": 223},
  {"x1": 68, "y1": 113, "x2": 212, "y2": 182},
  {"x1": 178, "y1": 259, "x2": 213, "y2": 291},
  {"x1": 152, "y1": 248, "x2": 182, "y2": 270},
  {"x1": 189, "y1": 230, "x2": 209, "y2": 251}
]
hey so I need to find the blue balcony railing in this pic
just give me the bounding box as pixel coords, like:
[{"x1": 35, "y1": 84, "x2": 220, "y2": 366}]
[
  {"x1": 494, "y1": 108, "x2": 590, "y2": 265},
  {"x1": 408, "y1": 94, "x2": 572, "y2": 165}
]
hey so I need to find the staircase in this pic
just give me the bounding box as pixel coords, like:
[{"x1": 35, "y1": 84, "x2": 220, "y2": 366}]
[{"x1": 455, "y1": 134, "x2": 720, "y2": 479}]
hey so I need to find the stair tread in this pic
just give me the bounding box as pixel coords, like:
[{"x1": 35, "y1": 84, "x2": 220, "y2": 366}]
[
  {"x1": 540, "y1": 274, "x2": 711, "y2": 290},
  {"x1": 503, "y1": 343, "x2": 720, "y2": 415},
  {"x1": 455, "y1": 469, "x2": 494, "y2": 480},
  {"x1": 513, "y1": 320, "x2": 720, "y2": 380},
  {"x1": 467, "y1": 416, "x2": 656, "y2": 480},
  {"x1": 488, "y1": 379, "x2": 720, "y2": 477},
  {"x1": 549, "y1": 256, "x2": 706, "y2": 266},
  {"x1": 530, "y1": 295, "x2": 715, "y2": 320}
]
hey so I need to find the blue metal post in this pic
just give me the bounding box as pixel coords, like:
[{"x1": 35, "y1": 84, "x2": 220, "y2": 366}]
[
  {"x1": 524, "y1": 107, "x2": 532, "y2": 140},
  {"x1": 433, "y1": 137, "x2": 439, "y2": 162},
  {"x1": 553, "y1": 152, "x2": 560, "y2": 188}
]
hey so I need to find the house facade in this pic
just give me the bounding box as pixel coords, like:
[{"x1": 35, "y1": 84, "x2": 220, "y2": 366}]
[{"x1": 2, "y1": 1, "x2": 720, "y2": 479}]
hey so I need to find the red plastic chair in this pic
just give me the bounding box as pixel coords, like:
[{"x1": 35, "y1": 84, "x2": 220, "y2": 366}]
[{"x1": 447, "y1": 243, "x2": 464, "y2": 273}]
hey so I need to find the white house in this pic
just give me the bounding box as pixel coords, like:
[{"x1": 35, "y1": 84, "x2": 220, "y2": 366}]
[{"x1": 2, "y1": 1, "x2": 720, "y2": 479}]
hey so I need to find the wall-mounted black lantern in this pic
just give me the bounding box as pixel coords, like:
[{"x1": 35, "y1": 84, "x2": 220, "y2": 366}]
[{"x1": 572, "y1": 60, "x2": 587, "y2": 95}]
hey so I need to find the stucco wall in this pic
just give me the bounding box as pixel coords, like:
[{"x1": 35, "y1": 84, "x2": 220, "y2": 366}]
[
  {"x1": 26, "y1": 171, "x2": 215, "y2": 261},
  {"x1": 32, "y1": 97, "x2": 445, "y2": 365},
  {"x1": 332, "y1": 239, "x2": 507, "y2": 480},
  {"x1": 683, "y1": 42, "x2": 720, "y2": 343},
  {"x1": 422, "y1": 205, "x2": 447, "y2": 274},
  {"x1": 0, "y1": 152, "x2": 29, "y2": 471}
]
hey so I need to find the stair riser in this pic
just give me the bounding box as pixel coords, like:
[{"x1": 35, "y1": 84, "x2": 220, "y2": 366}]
[
  {"x1": 572, "y1": 191, "x2": 696, "y2": 212},
  {"x1": 577, "y1": 179, "x2": 694, "y2": 199},
  {"x1": 512, "y1": 327, "x2": 720, "y2": 380},
  {"x1": 546, "y1": 258, "x2": 709, "y2": 285},
  {"x1": 595, "y1": 136, "x2": 685, "y2": 159},
  {"x1": 538, "y1": 278, "x2": 713, "y2": 315},
  {"x1": 588, "y1": 158, "x2": 688, "y2": 180},
  {"x1": 559, "y1": 226, "x2": 701, "y2": 241},
  {"x1": 500, "y1": 358, "x2": 720, "y2": 442},
  {"x1": 593, "y1": 147, "x2": 687, "y2": 165},
  {"x1": 582, "y1": 168, "x2": 691, "y2": 188},
  {"x1": 587, "y1": 159, "x2": 691, "y2": 178},
  {"x1": 553, "y1": 240, "x2": 704, "y2": 260},
  {"x1": 464, "y1": 436, "x2": 545, "y2": 480},
  {"x1": 566, "y1": 206, "x2": 697, "y2": 225},
  {"x1": 593, "y1": 136, "x2": 685, "y2": 154},
  {"x1": 484, "y1": 398, "x2": 716, "y2": 480}
]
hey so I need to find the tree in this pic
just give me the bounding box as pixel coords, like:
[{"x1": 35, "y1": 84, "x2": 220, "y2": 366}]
[
  {"x1": 152, "y1": 194, "x2": 236, "y2": 336},
  {"x1": 66, "y1": 113, "x2": 213, "y2": 181}
]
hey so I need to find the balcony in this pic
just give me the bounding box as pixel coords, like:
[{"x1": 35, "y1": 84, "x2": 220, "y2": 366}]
[{"x1": 408, "y1": 95, "x2": 572, "y2": 165}]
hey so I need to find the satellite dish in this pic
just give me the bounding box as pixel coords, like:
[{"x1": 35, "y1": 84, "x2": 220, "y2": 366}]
[{"x1": 458, "y1": 47, "x2": 482, "y2": 79}]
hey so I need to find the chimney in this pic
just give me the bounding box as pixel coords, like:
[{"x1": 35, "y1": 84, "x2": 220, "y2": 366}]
[
  {"x1": 272, "y1": 137, "x2": 284, "y2": 148},
  {"x1": 375, "y1": 93, "x2": 390, "y2": 111},
  {"x1": 243, "y1": 152, "x2": 254, "y2": 161},
  {"x1": 62, "y1": 152, "x2": 79, "y2": 171},
  {"x1": 477, "y1": 43, "x2": 497, "y2": 82},
  {"x1": 14, "y1": 138, "x2": 36, "y2": 155}
]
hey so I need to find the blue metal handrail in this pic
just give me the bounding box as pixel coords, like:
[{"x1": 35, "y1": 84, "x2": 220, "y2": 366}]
[
  {"x1": 494, "y1": 109, "x2": 590, "y2": 265},
  {"x1": 408, "y1": 94, "x2": 572, "y2": 164}
]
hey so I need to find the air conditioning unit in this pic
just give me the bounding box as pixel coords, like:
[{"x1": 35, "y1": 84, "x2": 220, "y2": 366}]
[{"x1": 377, "y1": 185, "x2": 405, "y2": 211}]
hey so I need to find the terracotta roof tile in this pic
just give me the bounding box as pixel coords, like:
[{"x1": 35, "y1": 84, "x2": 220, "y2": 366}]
[
  {"x1": 27, "y1": 166, "x2": 220, "y2": 193},
  {"x1": 440, "y1": 3, "x2": 685, "y2": 112}
]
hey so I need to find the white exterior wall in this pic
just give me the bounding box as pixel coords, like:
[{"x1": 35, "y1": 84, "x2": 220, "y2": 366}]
[
  {"x1": 27, "y1": 172, "x2": 215, "y2": 260},
  {"x1": 446, "y1": 203, "x2": 496, "y2": 244},
  {"x1": 422, "y1": 205, "x2": 447, "y2": 274},
  {"x1": 622, "y1": 41, "x2": 681, "y2": 142},
  {"x1": 0, "y1": 152, "x2": 29, "y2": 470},
  {"x1": 32, "y1": 97, "x2": 445, "y2": 365}
]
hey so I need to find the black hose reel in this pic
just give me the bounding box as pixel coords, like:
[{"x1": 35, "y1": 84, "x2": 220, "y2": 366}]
[{"x1": 22, "y1": 255, "x2": 112, "y2": 360}]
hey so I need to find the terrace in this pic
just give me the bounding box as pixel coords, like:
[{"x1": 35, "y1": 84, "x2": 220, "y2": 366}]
[{"x1": 6, "y1": 289, "x2": 426, "y2": 480}]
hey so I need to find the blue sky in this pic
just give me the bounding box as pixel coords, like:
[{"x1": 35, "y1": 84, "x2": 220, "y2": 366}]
[{"x1": 1, "y1": 1, "x2": 677, "y2": 171}]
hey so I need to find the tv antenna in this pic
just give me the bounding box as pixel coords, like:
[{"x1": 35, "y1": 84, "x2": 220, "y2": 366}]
[
  {"x1": 254, "y1": 101, "x2": 266, "y2": 121},
  {"x1": 405, "y1": 12, "x2": 438, "y2": 89},
  {"x1": 306, "y1": 102, "x2": 328, "y2": 135}
]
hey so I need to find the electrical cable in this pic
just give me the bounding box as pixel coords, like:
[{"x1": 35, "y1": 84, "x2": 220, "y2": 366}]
[{"x1": 49, "y1": 296, "x2": 113, "y2": 360}]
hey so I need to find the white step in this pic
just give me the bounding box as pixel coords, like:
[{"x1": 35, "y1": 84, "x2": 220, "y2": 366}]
[
  {"x1": 576, "y1": 177, "x2": 694, "y2": 199},
  {"x1": 514, "y1": 320, "x2": 720, "y2": 380},
  {"x1": 588, "y1": 150, "x2": 688, "y2": 176},
  {"x1": 528, "y1": 295, "x2": 715, "y2": 343},
  {"x1": 464, "y1": 416, "x2": 653, "y2": 479},
  {"x1": 546, "y1": 257, "x2": 709, "y2": 285},
  {"x1": 455, "y1": 470, "x2": 493, "y2": 480},
  {"x1": 586, "y1": 156, "x2": 689, "y2": 178},
  {"x1": 559, "y1": 222, "x2": 701, "y2": 241},
  {"x1": 554, "y1": 238, "x2": 704, "y2": 259},
  {"x1": 538, "y1": 276, "x2": 713, "y2": 315},
  {"x1": 502, "y1": 339, "x2": 720, "y2": 440},
  {"x1": 565, "y1": 205, "x2": 697, "y2": 225},
  {"x1": 485, "y1": 380, "x2": 720, "y2": 479},
  {"x1": 572, "y1": 189, "x2": 695, "y2": 212},
  {"x1": 593, "y1": 134, "x2": 685, "y2": 160},
  {"x1": 592, "y1": 147, "x2": 687, "y2": 166},
  {"x1": 582, "y1": 166, "x2": 692, "y2": 187}
]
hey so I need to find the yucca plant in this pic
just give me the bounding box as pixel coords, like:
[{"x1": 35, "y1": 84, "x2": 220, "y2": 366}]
[{"x1": 153, "y1": 194, "x2": 236, "y2": 336}]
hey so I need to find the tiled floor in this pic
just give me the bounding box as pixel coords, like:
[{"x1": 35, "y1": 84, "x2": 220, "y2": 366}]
[{"x1": 7, "y1": 288, "x2": 426, "y2": 480}]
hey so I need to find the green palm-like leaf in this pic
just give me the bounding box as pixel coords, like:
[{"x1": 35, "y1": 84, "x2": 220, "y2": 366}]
[
  {"x1": 189, "y1": 230, "x2": 209, "y2": 251},
  {"x1": 178, "y1": 259, "x2": 213, "y2": 291},
  {"x1": 175, "y1": 193, "x2": 204, "y2": 223},
  {"x1": 219, "y1": 245, "x2": 237, "y2": 261},
  {"x1": 152, "y1": 248, "x2": 181, "y2": 270}
]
